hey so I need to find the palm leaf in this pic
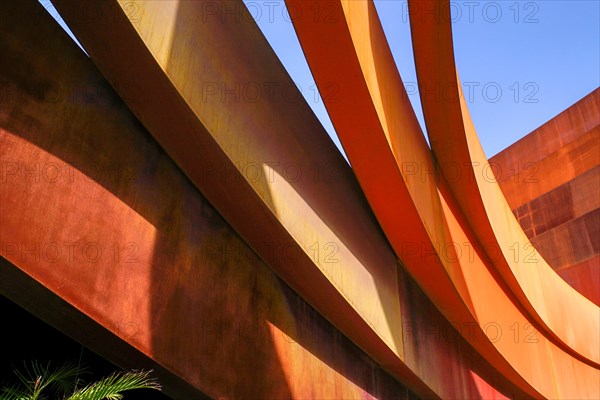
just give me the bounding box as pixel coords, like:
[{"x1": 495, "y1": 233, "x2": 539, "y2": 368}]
[
  {"x1": 10, "y1": 361, "x2": 83, "y2": 399},
  {"x1": 0, "y1": 384, "x2": 29, "y2": 400},
  {"x1": 36, "y1": 362, "x2": 84, "y2": 395},
  {"x1": 66, "y1": 370, "x2": 160, "y2": 400}
]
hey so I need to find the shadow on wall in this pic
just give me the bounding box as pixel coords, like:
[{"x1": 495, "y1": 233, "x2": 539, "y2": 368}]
[
  {"x1": 0, "y1": 1, "x2": 418, "y2": 398},
  {"x1": 0, "y1": 294, "x2": 170, "y2": 400}
]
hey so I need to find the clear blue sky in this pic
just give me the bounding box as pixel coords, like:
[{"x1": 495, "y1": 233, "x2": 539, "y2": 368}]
[
  {"x1": 43, "y1": 0, "x2": 599, "y2": 157},
  {"x1": 240, "y1": 0, "x2": 599, "y2": 157}
]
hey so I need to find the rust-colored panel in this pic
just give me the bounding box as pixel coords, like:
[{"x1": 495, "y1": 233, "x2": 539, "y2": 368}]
[
  {"x1": 290, "y1": 0, "x2": 600, "y2": 397},
  {"x1": 50, "y1": 2, "x2": 416, "y2": 389},
  {"x1": 530, "y1": 209, "x2": 600, "y2": 269},
  {"x1": 514, "y1": 184, "x2": 574, "y2": 238},
  {"x1": 48, "y1": 0, "x2": 530, "y2": 398},
  {"x1": 0, "y1": 1, "x2": 528, "y2": 399},
  {"x1": 0, "y1": 3, "x2": 416, "y2": 398},
  {"x1": 508, "y1": 159, "x2": 600, "y2": 301},
  {"x1": 571, "y1": 166, "x2": 600, "y2": 217},
  {"x1": 490, "y1": 89, "x2": 599, "y2": 190},
  {"x1": 493, "y1": 125, "x2": 599, "y2": 209},
  {"x1": 409, "y1": 0, "x2": 599, "y2": 367},
  {"x1": 503, "y1": 159, "x2": 598, "y2": 303},
  {"x1": 557, "y1": 256, "x2": 600, "y2": 306}
]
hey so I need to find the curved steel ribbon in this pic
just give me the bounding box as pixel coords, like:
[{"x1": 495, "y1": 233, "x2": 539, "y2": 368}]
[
  {"x1": 288, "y1": 0, "x2": 600, "y2": 398},
  {"x1": 49, "y1": 0, "x2": 531, "y2": 398},
  {"x1": 408, "y1": 0, "x2": 599, "y2": 366}
]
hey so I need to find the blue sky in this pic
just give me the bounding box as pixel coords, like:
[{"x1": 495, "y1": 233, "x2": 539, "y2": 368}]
[
  {"x1": 43, "y1": 0, "x2": 599, "y2": 157},
  {"x1": 241, "y1": 0, "x2": 599, "y2": 157}
]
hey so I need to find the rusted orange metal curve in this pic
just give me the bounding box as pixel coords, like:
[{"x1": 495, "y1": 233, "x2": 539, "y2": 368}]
[
  {"x1": 408, "y1": 0, "x2": 600, "y2": 366},
  {"x1": 48, "y1": 1, "x2": 531, "y2": 398},
  {"x1": 288, "y1": 0, "x2": 599, "y2": 398}
]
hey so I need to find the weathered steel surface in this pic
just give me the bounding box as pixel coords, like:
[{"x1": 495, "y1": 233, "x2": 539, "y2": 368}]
[
  {"x1": 409, "y1": 0, "x2": 599, "y2": 366},
  {"x1": 555, "y1": 256, "x2": 600, "y2": 306},
  {"x1": 493, "y1": 126, "x2": 599, "y2": 211},
  {"x1": 289, "y1": 0, "x2": 600, "y2": 398},
  {"x1": 490, "y1": 91, "x2": 599, "y2": 306},
  {"x1": 46, "y1": 0, "x2": 535, "y2": 398},
  {"x1": 49, "y1": 1, "x2": 412, "y2": 386},
  {"x1": 529, "y1": 209, "x2": 599, "y2": 269},
  {"x1": 0, "y1": 1, "x2": 528, "y2": 399},
  {"x1": 512, "y1": 166, "x2": 599, "y2": 239},
  {"x1": 0, "y1": 2, "x2": 416, "y2": 398},
  {"x1": 491, "y1": 89, "x2": 599, "y2": 209}
]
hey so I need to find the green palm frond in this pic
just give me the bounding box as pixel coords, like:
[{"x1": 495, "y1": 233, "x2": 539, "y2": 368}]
[
  {"x1": 1, "y1": 362, "x2": 159, "y2": 400},
  {"x1": 66, "y1": 370, "x2": 160, "y2": 400},
  {"x1": 0, "y1": 384, "x2": 29, "y2": 400},
  {"x1": 11, "y1": 361, "x2": 83, "y2": 399},
  {"x1": 37, "y1": 362, "x2": 84, "y2": 395}
]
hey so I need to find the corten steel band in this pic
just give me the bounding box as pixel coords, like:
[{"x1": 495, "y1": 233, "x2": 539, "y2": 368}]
[
  {"x1": 0, "y1": 1, "x2": 439, "y2": 398},
  {"x1": 46, "y1": 1, "x2": 415, "y2": 391},
  {"x1": 491, "y1": 90, "x2": 600, "y2": 211},
  {"x1": 408, "y1": 0, "x2": 599, "y2": 365},
  {"x1": 44, "y1": 1, "x2": 544, "y2": 398},
  {"x1": 1, "y1": 0, "x2": 593, "y2": 397},
  {"x1": 490, "y1": 90, "x2": 600, "y2": 307},
  {"x1": 45, "y1": 0, "x2": 532, "y2": 398},
  {"x1": 287, "y1": 0, "x2": 600, "y2": 398}
]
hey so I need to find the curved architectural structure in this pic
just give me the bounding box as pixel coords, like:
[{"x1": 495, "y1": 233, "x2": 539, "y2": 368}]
[
  {"x1": 491, "y1": 89, "x2": 600, "y2": 306},
  {"x1": 1, "y1": 0, "x2": 598, "y2": 398},
  {"x1": 408, "y1": 0, "x2": 598, "y2": 365},
  {"x1": 288, "y1": 0, "x2": 599, "y2": 398}
]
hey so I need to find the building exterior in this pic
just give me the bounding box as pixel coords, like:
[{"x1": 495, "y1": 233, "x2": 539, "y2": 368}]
[
  {"x1": 1, "y1": 1, "x2": 598, "y2": 399},
  {"x1": 492, "y1": 90, "x2": 599, "y2": 306}
]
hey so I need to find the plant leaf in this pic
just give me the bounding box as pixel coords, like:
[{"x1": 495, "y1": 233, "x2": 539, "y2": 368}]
[
  {"x1": 40, "y1": 362, "x2": 85, "y2": 395},
  {"x1": 66, "y1": 370, "x2": 160, "y2": 400},
  {"x1": 0, "y1": 384, "x2": 29, "y2": 400}
]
